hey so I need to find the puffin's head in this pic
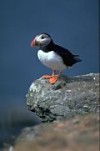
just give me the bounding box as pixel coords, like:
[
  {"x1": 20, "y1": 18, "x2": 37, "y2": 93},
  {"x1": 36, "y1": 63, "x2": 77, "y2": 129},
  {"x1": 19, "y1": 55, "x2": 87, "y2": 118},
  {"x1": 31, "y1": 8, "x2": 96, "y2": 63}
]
[{"x1": 31, "y1": 33, "x2": 52, "y2": 47}]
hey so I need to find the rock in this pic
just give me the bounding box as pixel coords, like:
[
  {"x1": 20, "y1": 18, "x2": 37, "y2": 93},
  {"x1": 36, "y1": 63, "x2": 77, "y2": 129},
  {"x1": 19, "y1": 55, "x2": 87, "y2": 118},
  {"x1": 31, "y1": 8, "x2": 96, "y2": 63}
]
[
  {"x1": 26, "y1": 73, "x2": 99, "y2": 122},
  {"x1": 11, "y1": 114, "x2": 99, "y2": 151}
]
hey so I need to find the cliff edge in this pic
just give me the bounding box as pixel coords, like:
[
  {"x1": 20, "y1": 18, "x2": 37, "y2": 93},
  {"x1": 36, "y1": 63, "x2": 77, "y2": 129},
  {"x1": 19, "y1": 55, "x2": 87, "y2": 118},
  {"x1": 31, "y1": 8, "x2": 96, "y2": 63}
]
[{"x1": 26, "y1": 73, "x2": 99, "y2": 122}]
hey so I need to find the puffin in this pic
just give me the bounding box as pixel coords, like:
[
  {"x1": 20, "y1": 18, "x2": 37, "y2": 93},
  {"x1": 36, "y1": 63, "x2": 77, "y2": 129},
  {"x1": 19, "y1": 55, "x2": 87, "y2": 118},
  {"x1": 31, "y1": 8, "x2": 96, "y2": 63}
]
[{"x1": 31, "y1": 33, "x2": 81, "y2": 84}]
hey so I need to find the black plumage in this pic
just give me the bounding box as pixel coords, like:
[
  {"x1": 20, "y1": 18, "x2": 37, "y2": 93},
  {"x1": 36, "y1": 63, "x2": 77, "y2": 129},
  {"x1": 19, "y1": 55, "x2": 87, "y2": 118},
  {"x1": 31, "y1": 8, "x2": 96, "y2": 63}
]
[{"x1": 40, "y1": 40, "x2": 81, "y2": 67}]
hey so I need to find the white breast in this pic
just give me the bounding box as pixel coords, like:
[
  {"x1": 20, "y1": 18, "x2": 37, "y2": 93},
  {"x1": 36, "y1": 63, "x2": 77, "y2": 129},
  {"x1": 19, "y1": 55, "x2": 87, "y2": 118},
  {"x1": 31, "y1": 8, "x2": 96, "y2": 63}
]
[{"x1": 37, "y1": 50, "x2": 66, "y2": 71}]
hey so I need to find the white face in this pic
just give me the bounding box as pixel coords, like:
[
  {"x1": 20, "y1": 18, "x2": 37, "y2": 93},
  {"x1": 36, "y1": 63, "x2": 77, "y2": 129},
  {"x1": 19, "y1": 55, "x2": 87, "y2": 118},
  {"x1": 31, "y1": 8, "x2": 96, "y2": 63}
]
[{"x1": 32, "y1": 33, "x2": 52, "y2": 47}]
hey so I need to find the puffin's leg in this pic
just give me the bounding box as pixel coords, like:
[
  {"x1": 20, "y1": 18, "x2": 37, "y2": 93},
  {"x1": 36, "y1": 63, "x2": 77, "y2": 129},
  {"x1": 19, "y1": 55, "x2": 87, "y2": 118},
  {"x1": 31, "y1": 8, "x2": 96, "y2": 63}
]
[
  {"x1": 49, "y1": 71, "x2": 62, "y2": 84},
  {"x1": 42, "y1": 70, "x2": 56, "y2": 79},
  {"x1": 52, "y1": 69, "x2": 56, "y2": 76}
]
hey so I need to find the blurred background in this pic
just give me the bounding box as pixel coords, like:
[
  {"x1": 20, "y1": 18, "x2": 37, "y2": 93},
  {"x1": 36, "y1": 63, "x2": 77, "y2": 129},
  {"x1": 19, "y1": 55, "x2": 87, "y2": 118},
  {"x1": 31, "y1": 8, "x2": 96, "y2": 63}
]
[{"x1": 0, "y1": 0, "x2": 99, "y2": 148}]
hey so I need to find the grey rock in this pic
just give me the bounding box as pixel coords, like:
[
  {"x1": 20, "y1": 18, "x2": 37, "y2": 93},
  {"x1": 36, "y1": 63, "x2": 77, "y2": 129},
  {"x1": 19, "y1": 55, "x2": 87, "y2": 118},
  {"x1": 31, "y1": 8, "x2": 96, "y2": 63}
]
[{"x1": 26, "y1": 73, "x2": 99, "y2": 122}]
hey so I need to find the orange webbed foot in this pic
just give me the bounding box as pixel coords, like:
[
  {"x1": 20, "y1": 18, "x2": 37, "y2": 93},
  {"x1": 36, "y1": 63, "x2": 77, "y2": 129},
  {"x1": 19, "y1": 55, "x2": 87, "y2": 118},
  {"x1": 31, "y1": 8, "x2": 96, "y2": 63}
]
[
  {"x1": 42, "y1": 70, "x2": 61, "y2": 84},
  {"x1": 42, "y1": 75, "x2": 52, "y2": 79},
  {"x1": 49, "y1": 76, "x2": 58, "y2": 84}
]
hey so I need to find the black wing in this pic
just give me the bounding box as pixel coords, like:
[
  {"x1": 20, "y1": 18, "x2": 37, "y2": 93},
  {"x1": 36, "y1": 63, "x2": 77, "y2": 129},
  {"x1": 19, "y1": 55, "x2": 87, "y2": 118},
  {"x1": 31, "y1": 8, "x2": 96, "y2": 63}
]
[
  {"x1": 53, "y1": 44, "x2": 81, "y2": 66},
  {"x1": 41, "y1": 42, "x2": 81, "y2": 66}
]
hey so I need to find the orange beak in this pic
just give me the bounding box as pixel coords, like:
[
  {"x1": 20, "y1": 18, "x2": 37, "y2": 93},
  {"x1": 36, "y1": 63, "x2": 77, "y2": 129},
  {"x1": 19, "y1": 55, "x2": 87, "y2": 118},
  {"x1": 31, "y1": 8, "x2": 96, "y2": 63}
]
[{"x1": 31, "y1": 38, "x2": 36, "y2": 47}]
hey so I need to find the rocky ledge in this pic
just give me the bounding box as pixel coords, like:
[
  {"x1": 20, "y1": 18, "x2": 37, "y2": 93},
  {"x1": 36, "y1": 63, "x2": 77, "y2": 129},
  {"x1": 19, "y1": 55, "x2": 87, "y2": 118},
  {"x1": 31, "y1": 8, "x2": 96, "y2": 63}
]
[{"x1": 26, "y1": 73, "x2": 99, "y2": 122}]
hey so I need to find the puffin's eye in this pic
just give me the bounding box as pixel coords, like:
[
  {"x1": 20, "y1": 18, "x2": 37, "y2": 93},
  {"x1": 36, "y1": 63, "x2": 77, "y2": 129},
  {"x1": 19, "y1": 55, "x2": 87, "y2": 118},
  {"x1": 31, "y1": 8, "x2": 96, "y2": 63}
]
[{"x1": 41, "y1": 35, "x2": 44, "y2": 39}]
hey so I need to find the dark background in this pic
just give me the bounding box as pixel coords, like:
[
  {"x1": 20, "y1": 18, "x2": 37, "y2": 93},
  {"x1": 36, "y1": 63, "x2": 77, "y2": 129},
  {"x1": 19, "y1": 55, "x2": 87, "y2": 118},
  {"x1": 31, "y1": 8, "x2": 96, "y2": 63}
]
[{"x1": 0, "y1": 0, "x2": 99, "y2": 144}]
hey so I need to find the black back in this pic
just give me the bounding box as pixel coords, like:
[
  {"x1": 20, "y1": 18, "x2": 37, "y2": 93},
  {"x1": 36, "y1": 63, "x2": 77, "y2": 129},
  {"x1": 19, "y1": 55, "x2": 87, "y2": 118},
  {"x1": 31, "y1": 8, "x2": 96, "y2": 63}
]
[{"x1": 40, "y1": 41, "x2": 81, "y2": 67}]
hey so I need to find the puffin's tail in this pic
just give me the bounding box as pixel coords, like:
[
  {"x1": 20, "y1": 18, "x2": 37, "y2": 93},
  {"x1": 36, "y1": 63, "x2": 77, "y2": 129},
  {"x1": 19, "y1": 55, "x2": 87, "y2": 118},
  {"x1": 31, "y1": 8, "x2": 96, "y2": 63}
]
[{"x1": 73, "y1": 55, "x2": 82, "y2": 62}]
